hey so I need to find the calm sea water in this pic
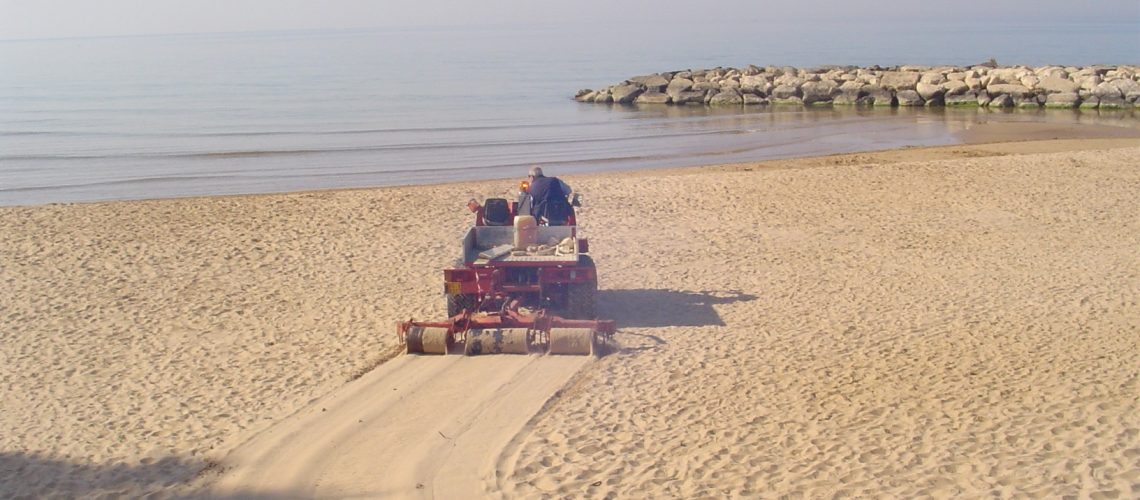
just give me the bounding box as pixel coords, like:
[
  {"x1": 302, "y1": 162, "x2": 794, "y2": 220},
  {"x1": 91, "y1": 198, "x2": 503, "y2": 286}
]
[{"x1": 1, "y1": 21, "x2": 1137, "y2": 205}]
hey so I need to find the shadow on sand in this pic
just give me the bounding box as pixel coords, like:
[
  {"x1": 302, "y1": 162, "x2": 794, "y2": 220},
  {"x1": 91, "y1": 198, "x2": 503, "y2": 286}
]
[
  {"x1": 595, "y1": 289, "x2": 756, "y2": 355},
  {"x1": 597, "y1": 289, "x2": 756, "y2": 329},
  {"x1": 0, "y1": 452, "x2": 203, "y2": 498},
  {"x1": 0, "y1": 452, "x2": 297, "y2": 499}
]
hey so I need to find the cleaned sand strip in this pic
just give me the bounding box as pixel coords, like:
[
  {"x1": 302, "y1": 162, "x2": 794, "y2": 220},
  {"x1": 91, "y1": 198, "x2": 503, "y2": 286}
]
[{"x1": 210, "y1": 355, "x2": 589, "y2": 498}]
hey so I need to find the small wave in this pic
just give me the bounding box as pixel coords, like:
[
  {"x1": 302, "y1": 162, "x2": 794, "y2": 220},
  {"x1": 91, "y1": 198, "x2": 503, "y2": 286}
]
[
  {"x1": 0, "y1": 130, "x2": 57, "y2": 136},
  {"x1": 0, "y1": 120, "x2": 621, "y2": 139},
  {"x1": 0, "y1": 128, "x2": 747, "y2": 162},
  {"x1": 0, "y1": 174, "x2": 244, "y2": 194},
  {"x1": 196, "y1": 121, "x2": 618, "y2": 137}
]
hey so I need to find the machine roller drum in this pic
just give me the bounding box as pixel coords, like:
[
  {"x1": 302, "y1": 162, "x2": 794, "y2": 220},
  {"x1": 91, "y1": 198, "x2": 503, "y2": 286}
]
[
  {"x1": 547, "y1": 328, "x2": 596, "y2": 355},
  {"x1": 405, "y1": 326, "x2": 450, "y2": 355},
  {"x1": 465, "y1": 328, "x2": 532, "y2": 355}
]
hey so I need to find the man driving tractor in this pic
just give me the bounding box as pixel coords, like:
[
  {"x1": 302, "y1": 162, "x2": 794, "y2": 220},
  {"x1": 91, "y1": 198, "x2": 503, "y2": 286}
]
[{"x1": 526, "y1": 166, "x2": 574, "y2": 226}]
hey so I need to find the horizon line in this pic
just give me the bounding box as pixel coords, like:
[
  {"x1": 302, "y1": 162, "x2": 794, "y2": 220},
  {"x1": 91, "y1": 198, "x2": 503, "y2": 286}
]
[{"x1": 1, "y1": 18, "x2": 1135, "y2": 43}]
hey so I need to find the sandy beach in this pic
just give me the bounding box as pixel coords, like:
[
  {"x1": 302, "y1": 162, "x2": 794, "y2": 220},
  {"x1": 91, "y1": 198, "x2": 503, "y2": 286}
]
[{"x1": 2, "y1": 128, "x2": 1140, "y2": 497}]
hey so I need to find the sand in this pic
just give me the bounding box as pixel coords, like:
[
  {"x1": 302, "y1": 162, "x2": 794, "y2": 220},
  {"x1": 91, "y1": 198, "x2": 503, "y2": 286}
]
[{"x1": 2, "y1": 133, "x2": 1139, "y2": 498}]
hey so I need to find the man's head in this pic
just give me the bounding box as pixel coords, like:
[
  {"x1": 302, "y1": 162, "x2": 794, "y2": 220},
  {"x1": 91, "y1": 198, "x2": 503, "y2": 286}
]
[{"x1": 528, "y1": 166, "x2": 544, "y2": 178}]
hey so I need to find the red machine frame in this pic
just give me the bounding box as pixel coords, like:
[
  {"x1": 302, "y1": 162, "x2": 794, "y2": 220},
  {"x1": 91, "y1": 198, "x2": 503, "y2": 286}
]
[{"x1": 398, "y1": 182, "x2": 613, "y2": 355}]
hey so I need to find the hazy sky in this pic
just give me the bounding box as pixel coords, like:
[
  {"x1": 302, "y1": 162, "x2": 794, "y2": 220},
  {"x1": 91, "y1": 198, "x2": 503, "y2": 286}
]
[{"x1": 2, "y1": 0, "x2": 1138, "y2": 40}]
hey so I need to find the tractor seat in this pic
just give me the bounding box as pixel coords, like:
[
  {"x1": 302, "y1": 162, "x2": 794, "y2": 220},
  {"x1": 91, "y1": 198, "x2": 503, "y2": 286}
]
[{"x1": 482, "y1": 198, "x2": 511, "y2": 226}]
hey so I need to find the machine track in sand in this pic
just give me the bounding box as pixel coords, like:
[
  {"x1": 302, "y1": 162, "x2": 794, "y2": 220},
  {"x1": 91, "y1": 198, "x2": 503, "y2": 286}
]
[{"x1": 210, "y1": 354, "x2": 589, "y2": 498}]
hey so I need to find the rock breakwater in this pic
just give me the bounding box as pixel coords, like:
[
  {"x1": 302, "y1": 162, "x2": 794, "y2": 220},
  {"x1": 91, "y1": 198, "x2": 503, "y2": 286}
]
[{"x1": 575, "y1": 64, "x2": 1140, "y2": 109}]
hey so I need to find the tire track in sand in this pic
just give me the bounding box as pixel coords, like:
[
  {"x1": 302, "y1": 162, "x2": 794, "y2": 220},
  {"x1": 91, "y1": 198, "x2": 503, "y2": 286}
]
[{"x1": 210, "y1": 354, "x2": 589, "y2": 498}]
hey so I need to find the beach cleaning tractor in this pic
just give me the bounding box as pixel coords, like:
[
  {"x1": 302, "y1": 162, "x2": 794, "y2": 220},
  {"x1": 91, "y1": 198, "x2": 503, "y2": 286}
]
[{"x1": 397, "y1": 181, "x2": 615, "y2": 356}]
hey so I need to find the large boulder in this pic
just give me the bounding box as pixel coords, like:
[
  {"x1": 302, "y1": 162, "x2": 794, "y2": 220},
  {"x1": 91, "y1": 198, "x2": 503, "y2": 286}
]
[
  {"x1": 985, "y1": 67, "x2": 1031, "y2": 85},
  {"x1": 1108, "y1": 67, "x2": 1137, "y2": 79},
  {"x1": 1036, "y1": 66, "x2": 1068, "y2": 79},
  {"x1": 988, "y1": 94, "x2": 1014, "y2": 107},
  {"x1": 944, "y1": 92, "x2": 980, "y2": 107},
  {"x1": 822, "y1": 69, "x2": 848, "y2": 80},
  {"x1": 1038, "y1": 76, "x2": 1081, "y2": 94},
  {"x1": 839, "y1": 80, "x2": 864, "y2": 92},
  {"x1": 896, "y1": 90, "x2": 925, "y2": 106},
  {"x1": 773, "y1": 66, "x2": 798, "y2": 77},
  {"x1": 739, "y1": 74, "x2": 770, "y2": 91},
  {"x1": 771, "y1": 84, "x2": 801, "y2": 100},
  {"x1": 1094, "y1": 79, "x2": 1140, "y2": 101},
  {"x1": 1076, "y1": 75, "x2": 1103, "y2": 91},
  {"x1": 611, "y1": 84, "x2": 644, "y2": 104},
  {"x1": 833, "y1": 91, "x2": 860, "y2": 105},
  {"x1": 941, "y1": 80, "x2": 971, "y2": 96},
  {"x1": 742, "y1": 93, "x2": 768, "y2": 106},
  {"x1": 916, "y1": 81, "x2": 946, "y2": 101},
  {"x1": 635, "y1": 91, "x2": 671, "y2": 104},
  {"x1": 593, "y1": 91, "x2": 613, "y2": 104},
  {"x1": 867, "y1": 88, "x2": 895, "y2": 106},
  {"x1": 671, "y1": 90, "x2": 707, "y2": 105},
  {"x1": 628, "y1": 74, "x2": 669, "y2": 90},
  {"x1": 801, "y1": 80, "x2": 839, "y2": 104},
  {"x1": 719, "y1": 79, "x2": 742, "y2": 90},
  {"x1": 774, "y1": 74, "x2": 806, "y2": 87},
  {"x1": 1044, "y1": 92, "x2": 1081, "y2": 108},
  {"x1": 666, "y1": 77, "x2": 694, "y2": 96},
  {"x1": 708, "y1": 89, "x2": 743, "y2": 106},
  {"x1": 1129, "y1": 83, "x2": 1140, "y2": 103},
  {"x1": 1015, "y1": 95, "x2": 1042, "y2": 108},
  {"x1": 574, "y1": 90, "x2": 597, "y2": 102},
  {"x1": 647, "y1": 74, "x2": 670, "y2": 91},
  {"x1": 693, "y1": 81, "x2": 721, "y2": 92},
  {"x1": 986, "y1": 84, "x2": 1034, "y2": 98},
  {"x1": 920, "y1": 71, "x2": 947, "y2": 85},
  {"x1": 856, "y1": 68, "x2": 880, "y2": 83},
  {"x1": 880, "y1": 71, "x2": 921, "y2": 91},
  {"x1": 1092, "y1": 80, "x2": 1124, "y2": 98},
  {"x1": 771, "y1": 95, "x2": 804, "y2": 105},
  {"x1": 1097, "y1": 95, "x2": 1131, "y2": 109}
]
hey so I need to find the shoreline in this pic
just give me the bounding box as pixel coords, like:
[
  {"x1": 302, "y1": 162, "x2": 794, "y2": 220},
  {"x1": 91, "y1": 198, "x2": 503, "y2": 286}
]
[
  {"x1": 3, "y1": 135, "x2": 1140, "y2": 497},
  {"x1": 5, "y1": 120, "x2": 1140, "y2": 210}
]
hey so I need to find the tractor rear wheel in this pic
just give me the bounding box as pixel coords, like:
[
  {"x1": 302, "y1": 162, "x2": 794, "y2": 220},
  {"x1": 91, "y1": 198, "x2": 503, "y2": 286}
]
[
  {"x1": 447, "y1": 293, "x2": 477, "y2": 317},
  {"x1": 566, "y1": 281, "x2": 597, "y2": 319},
  {"x1": 565, "y1": 255, "x2": 597, "y2": 319}
]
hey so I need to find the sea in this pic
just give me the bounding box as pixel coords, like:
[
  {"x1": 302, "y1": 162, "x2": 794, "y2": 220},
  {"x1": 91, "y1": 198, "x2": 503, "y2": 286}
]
[{"x1": 1, "y1": 21, "x2": 1137, "y2": 206}]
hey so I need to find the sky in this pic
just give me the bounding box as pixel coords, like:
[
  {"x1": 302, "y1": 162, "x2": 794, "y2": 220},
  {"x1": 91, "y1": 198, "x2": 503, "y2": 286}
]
[{"x1": 2, "y1": 0, "x2": 1138, "y2": 40}]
